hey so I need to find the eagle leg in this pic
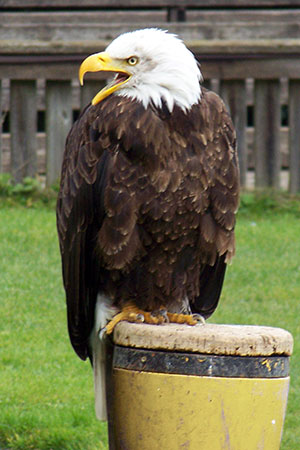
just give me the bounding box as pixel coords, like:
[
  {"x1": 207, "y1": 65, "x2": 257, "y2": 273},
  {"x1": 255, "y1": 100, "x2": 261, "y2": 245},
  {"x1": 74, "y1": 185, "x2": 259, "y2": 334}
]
[
  {"x1": 103, "y1": 303, "x2": 167, "y2": 336},
  {"x1": 102, "y1": 304, "x2": 205, "y2": 337},
  {"x1": 166, "y1": 312, "x2": 206, "y2": 325}
]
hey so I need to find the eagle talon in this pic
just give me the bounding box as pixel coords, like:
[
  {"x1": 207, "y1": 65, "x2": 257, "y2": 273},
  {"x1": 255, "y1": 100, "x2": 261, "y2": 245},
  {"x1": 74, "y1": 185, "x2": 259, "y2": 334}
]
[
  {"x1": 159, "y1": 309, "x2": 169, "y2": 323},
  {"x1": 99, "y1": 327, "x2": 107, "y2": 340},
  {"x1": 149, "y1": 307, "x2": 169, "y2": 323},
  {"x1": 166, "y1": 311, "x2": 203, "y2": 326},
  {"x1": 192, "y1": 314, "x2": 206, "y2": 325},
  {"x1": 135, "y1": 313, "x2": 145, "y2": 323},
  {"x1": 149, "y1": 312, "x2": 165, "y2": 324}
]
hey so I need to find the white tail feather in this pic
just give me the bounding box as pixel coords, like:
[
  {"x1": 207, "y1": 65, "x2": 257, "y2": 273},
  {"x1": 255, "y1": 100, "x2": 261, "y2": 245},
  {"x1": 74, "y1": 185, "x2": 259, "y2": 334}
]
[
  {"x1": 90, "y1": 295, "x2": 119, "y2": 421},
  {"x1": 91, "y1": 331, "x2": 107, "y2": 420}
]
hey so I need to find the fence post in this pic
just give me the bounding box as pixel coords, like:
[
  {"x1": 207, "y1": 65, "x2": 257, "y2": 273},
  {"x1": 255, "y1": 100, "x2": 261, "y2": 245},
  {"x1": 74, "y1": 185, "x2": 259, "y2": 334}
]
[
  {"x1": 10, "y1": 80, "x2": 37, "y2": 183},
  {"x1": 80, "y1": 80, "x2": 105, "y2": 110},
  {"x1": 45, "y1": 80, "x2": 72, "y2": 187},
  {"x1": 0, "y1": 80, "x2": 2, "y2": 173},
  {"x1": 288, "y1": 80, "x2": 300, "y2": 193},
  {"x1": 220, "y1": 80, "x2": 247, "y2": 187},
  {"x1": 254, "y1": 80, "x2": 281, "y2": 189}
]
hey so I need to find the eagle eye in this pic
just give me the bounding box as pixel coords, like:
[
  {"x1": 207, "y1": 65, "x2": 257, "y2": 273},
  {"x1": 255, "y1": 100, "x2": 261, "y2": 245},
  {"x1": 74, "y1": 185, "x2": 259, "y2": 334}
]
[{"x1": 127, "y1": 56, "x2": 138, "y2": 66}]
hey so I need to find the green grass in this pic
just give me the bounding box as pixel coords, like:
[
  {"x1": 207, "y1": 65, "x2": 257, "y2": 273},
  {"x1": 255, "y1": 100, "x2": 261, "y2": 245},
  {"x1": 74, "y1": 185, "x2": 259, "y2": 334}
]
[
  {"x1": 0, "y1": 192, "x2": 300, "y2": 449},
  {"x1": 0, "y1": 206, "x2": 107, "y2": 450}
]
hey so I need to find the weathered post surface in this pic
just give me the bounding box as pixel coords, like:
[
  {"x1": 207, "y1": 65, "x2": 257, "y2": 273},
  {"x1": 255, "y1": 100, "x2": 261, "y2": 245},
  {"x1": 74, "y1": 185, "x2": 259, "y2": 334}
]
[{"x1": 107, "y1": 322, "x2": 293, "y2": 450}]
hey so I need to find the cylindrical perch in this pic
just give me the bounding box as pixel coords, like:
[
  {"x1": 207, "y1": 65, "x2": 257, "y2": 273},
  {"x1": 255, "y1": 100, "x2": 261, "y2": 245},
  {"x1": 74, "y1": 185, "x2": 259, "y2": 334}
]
[{"x1": 108, "y1": 323, "x2": 293, "y2": 450}]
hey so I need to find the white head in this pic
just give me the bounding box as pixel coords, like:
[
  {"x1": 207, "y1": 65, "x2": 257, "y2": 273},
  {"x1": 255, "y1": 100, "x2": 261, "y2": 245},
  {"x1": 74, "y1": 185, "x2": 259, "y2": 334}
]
[{"x1": 79, "y1": 28, "x2": 202, "y2": 112}]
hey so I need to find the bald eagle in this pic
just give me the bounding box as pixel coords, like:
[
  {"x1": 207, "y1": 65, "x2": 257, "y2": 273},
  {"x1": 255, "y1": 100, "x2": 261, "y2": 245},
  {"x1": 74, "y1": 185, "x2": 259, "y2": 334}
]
[{"x1": 56, "y1": 28, "x2": 239, "y2": 420}]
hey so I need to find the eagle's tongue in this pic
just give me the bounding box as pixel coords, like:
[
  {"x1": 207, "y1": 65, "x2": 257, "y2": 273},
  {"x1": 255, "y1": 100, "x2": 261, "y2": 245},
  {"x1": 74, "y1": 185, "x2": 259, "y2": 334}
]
[{"x1": 113, "y1": 73, "x2": 128, "y2": 85}]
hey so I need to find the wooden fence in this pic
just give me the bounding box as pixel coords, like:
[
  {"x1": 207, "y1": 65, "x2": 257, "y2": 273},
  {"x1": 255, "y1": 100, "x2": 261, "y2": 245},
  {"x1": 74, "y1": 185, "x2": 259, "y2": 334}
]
[{"x1": 1, "y1": 0, "x2": 300, "y2": 192}]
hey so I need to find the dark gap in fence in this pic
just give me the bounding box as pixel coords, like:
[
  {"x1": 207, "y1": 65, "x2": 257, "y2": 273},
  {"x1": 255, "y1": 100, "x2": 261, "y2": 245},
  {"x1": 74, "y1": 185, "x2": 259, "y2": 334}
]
[
  {"x1": 2, "y1": 3, "x2": 299, "y2": 12},
  {"x1": 281, "y1": 105, "x2": 288, "y2": 127},
  {"x1": 247, "y1": 106, "x2": 254, "y2": 127},
  {"x1": 2, "y1": 112, "x2": 10, "y2": 133},
  {"x1": 73, "y1": 110, "x2": 80, "y2": 123},
  {"x1": 167, "y1": 6, "x2": 186, "y2": 22},
  {"x1": 37, "y1": 111, "x2": 45, "y2": 133}
]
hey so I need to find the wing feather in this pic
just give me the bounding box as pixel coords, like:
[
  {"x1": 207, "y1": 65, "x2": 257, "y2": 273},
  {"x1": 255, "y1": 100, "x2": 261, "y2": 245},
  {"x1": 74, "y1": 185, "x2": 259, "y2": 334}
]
[
  {"x1": 57, "y1": 105, "x2": 111, "y2": 360},
  {"x1": 192, "y1": 88, "x2": 239, "y2": 317}
]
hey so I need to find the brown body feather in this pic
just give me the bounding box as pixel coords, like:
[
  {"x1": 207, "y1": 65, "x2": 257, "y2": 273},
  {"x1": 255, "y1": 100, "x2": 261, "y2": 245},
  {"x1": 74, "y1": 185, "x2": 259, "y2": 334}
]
[{"x1": 57, "y1": 88, "x2": 239, "y2": 361}]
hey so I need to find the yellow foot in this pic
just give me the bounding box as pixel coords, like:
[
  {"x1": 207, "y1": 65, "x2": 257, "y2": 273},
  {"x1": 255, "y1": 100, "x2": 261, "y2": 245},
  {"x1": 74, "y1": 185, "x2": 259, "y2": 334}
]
[
  {"x1": 102, "y1": 304, "x2": 205, "y2": 337},
  {"x1": 166, "y1": 312, "x2": 206, "y2": 326},
  {"x1": 104, "y1": 304, "x2": 166, "y2": 336}
]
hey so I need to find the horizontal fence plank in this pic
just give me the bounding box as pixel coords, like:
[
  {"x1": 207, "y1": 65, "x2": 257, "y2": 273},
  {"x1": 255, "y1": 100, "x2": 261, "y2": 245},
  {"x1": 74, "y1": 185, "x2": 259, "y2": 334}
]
[
  {"x1": 288, "y1": 80, "x2": 300, "y2": 193},
  {"x1": 2, "y1": 37, "x2": 300, "y2": 57},
  {"x1": 46, "y1": 80, "x2": 72, "y2": 186},
  {"x1": 2, "y1": 22, "x2": 300, "y2": 42},
  {"x1": 0, "y1": 11, "x2": 166, "y2": 24},
  {"x1": 187, "y1": 9, "x2": 300, "y2": 22},
  {"x1": 2, "y1": 9, "x2": 300, "y2": 25},
  {"x1": 1, "y1": 56, "x2": 300, "y2": 80},
  {"x1": 10, "y1": 80, "x2": 37, "y2": 183},
  {"x1": 254, "y1": 80, "x2": 281, "y2": 189},
  {"x1": 2, "y1": 0, "x2": 300, "y2": 7},
  {"x1": 0, "y1": 60, "x2": 80, "y2": 79},
  {"x1": 200, "y1": 56, "x2": 300, "y2": 80},
  {"x1": 1, "y1": 13, "x2": 300, "y2": 42}
]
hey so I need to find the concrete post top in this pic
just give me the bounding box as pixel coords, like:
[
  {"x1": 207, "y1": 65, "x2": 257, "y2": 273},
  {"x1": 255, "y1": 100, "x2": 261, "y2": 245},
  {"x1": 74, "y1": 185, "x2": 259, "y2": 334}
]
[{"x1": 113, "y1": 322, "x2": 293, "y2": 357}]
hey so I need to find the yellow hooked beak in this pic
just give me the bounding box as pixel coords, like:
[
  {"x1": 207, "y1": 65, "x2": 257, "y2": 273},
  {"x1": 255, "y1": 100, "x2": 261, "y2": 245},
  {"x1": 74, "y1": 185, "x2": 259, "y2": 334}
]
[{"x1": 79, "y1": 51, "x2": 132, "y2": 105}]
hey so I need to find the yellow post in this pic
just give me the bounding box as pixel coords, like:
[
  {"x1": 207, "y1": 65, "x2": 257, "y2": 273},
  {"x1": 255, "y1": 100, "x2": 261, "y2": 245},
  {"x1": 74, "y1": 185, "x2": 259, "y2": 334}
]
[{"x1": 108, "y1": 323, "x2": 293, "y2": 450}]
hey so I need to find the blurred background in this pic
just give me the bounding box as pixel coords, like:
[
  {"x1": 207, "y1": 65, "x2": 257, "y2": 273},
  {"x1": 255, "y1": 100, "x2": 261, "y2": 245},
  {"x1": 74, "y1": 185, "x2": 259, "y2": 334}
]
[{"x1": 0, "y1": 0, "x2": 300, "y2": 192}]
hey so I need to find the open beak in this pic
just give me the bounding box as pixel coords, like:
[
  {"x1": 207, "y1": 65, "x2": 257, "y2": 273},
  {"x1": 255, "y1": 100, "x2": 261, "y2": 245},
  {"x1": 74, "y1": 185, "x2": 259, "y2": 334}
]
[{"x1": 79, "y1": 51, "x2": 131, "y2": 105}]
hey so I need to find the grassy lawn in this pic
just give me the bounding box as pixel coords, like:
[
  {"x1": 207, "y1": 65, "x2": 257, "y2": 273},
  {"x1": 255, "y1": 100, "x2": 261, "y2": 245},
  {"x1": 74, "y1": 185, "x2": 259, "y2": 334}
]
[{"x1": 0, "y1": 192, "x2": 299, "y2": 449}]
